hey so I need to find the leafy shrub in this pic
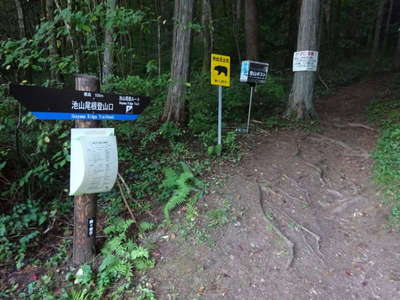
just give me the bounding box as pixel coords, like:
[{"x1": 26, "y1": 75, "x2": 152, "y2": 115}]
[{"x1": 0, "y1": 200, "x2": 53, "y2": 268}]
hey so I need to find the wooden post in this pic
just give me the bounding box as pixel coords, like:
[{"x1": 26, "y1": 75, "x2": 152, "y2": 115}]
[{"x1": 73, "y1": 74, "x2": 100, "y2": 266}]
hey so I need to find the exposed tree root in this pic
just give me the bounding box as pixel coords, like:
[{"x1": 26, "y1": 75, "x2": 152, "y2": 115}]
[
  {"x1": 333, "y1": 122, "x2": 377, "y2": 132},
  {"x1": 262, "y1": 179, "x2": 308, "y2": 205},
  {"x1": 278, "y1": 208, "x2": 324, "y2": 259},
  {"x1": 282, "y1": 175, "x2": 312, "y2": 204},
  {"x1": 309, "y1": 134, "x2": 369, "y2": 158},
  {"x1": 257, "y1": 184, "x2": 295, "y2": 269},
  {"x1": 293, "y1": 142, "x2": 328, "y2": 186},
  {"x1": 331, "y1": 196, "x2": 368, "y2": 214},
  {"x1": 301, "y1": 161, "x2": 327, "y2": 186}
]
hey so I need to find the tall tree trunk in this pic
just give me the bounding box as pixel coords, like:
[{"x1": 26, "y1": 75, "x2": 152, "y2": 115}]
[
  {"x1": 162, "y1": 0, "x2": 194, "y2": 123},
  {"x1": 370, "y1": 0, "x2": 387, "y2": 69},
  {"x1": 46, "y1": 0, "x2": 61, "y2": 84},
  {"x1": 232, "y1": 0, "x2": 242, "y2": 62},
  {"x1": 201, "y1": 0, "x2": 213, "y2": 73},
  {"x1": 286, "y1": 0, "x2": 300, "y2": 65},
  {"x1": 394, "y1": 29, "x2": 400, "y2": 70},
  {"x1": 286, "y1": 0, "x2": 320, "y2": 120},
  {"x1": 383, "y1": 0, "x2": 393, "y2": 51},
  {"x1": 14, "y1": 0, "x2": 26, "y2": 38},
  {"x1": 102, "y1": 0, "x2": 117, "y2": 84},
  {"x1": 327, "y1": 0, "x2": 342, "y2": 62},
  {"x1": 244, "y1": 0, "x2": 259, "y2": 60}
]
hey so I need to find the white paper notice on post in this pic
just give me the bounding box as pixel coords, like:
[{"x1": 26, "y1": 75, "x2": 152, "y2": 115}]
[
  {"x1": 69, "y1": 128, "x2": 118, "y2": 196},
  {"x1": 293, "y1": 51, "x2": 319, "y2": 72}
]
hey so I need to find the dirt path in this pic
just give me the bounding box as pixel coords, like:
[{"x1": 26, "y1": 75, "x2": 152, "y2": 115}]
[{"x1": 147, "y1": 78, "x2": 400, "y2": 299}]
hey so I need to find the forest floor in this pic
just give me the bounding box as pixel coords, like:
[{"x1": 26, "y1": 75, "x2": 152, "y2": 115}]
[{"x1": 144, "y1": 76, "x2": 400, "y2": 299}]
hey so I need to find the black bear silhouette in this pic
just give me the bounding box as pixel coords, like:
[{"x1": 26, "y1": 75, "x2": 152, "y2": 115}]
[{"x1": 214, "y1": 66, "x2": 228, "y2": 76}]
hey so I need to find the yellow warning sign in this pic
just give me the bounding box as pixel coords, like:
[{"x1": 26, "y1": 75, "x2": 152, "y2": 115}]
[{"x1": 211, "y1": 53, "x2": 231, "y2": 87}]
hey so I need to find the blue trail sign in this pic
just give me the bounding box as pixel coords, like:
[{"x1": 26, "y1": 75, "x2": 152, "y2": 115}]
[{"x1": 9, "y1": 84, "x2": 150, "y2": 121}]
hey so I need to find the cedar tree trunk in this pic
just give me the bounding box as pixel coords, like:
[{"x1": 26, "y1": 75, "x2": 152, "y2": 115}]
[
  {"x1": 162, "y1": 0, "x2": 194, "y2": 123},
  {"x1": 286, "y1": 0, "x2": 320, "y2": 120},
  {"x1": 244, "y1": 0, "x2": 259, "y2": 60}
]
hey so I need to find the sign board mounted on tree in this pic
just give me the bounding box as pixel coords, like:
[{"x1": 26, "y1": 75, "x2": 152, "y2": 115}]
[
  {"x1": 293, "y1": 51, "x2": 319, "y2": 72},
  {"x1": 9, "y1": 84, "x2": 150, "y2": 121},
  {"x1": 240, "y1": 60, "x2": 269, "y2": 84}
]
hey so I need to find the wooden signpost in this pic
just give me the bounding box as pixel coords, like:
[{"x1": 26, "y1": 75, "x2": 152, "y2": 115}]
[
  {"x1": 73, "y1": 75, "x2": 99, "y2": 265},
  {"x1": 10, "y1": 76, "x2": 151, "y2": 266}
]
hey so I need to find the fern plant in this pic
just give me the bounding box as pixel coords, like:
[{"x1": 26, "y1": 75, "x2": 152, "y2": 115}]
[
  {"x1": 160, "y1": 162, "x2": 204, "y2": 220},
  {"x1": 94, "y1": 217, "x2": 155, "y2": 297}
]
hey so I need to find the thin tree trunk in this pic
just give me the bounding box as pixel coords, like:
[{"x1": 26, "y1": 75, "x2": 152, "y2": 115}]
[
  {"x1": 162, "y1": 0, "x2": 194, "y2": 123},
  {"x1": 383, "y1": 0, "x2": 393, "y2": 51},
  {"x1": 286, "y1": 0, "x2": 320, "y2": 120},
  {"x1": 244, "y1": 0, "x2": 259, "y2": 60},
  {"x1": 394, "y1": 30, "x2": 400, "y2": 70},
  {"x1": 201, "y1": 0, "x2": 212, "y2": 73},
  {"x1": 232, "y1": 0, "x2": 242, "y2": 62},
  {"x1": 370, "y1": 0, "x2": 387, "y2": 69},
  {"x1": 54, "y1": 0, "x2": 82, "y2": 71},
  {"x1": 46, "y1": 0, "x2": 61, "y2": 84},
  {"x1": 14, "y1": 0, "x2": 26, "y2": 38},
  {"x1": 102, "y1": 0, "x2": 117, "y2": 84}
]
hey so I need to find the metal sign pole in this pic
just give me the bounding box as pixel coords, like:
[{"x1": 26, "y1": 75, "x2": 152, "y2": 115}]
[
  {"x1": 218, "y1": 86, "x2": 222, "y2": 145},
  {"x1": 246, "y1": 84, "x2": 255, "y2": 133}
]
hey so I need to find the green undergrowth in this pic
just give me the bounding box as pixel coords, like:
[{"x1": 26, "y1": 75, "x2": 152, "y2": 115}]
[
  {"x1": 0, "y1": 71, "x2": 288, "y2": 298},
  {"x1": 368, "y1": 73, "x2": 400, "y2": 228}
]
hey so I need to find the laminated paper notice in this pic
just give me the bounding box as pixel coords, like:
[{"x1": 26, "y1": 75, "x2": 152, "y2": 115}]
[
  {"x1": 69, "y1": 128, "x2": 118, "y2": 196},
  {"x1": 293, "y1": 51, "x2": 319, "y2": 72}
]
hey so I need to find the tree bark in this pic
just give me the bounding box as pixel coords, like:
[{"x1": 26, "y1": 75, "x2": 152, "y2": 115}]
[
  {"x1": 394, "y1": 29, "x2": 400, "y2": 70},
  {"x1": 201, "y1": 0, "x2": 213, "y2": 73},
  {"x1": 286, "y1": 0, "x2": 300, "y2": 65},
  {"x1": 232, "y1": 0, "x2": 242, "y2": 62},
  {"x1": 73, "y1": 75, "x2": 100, "y2": 267},
  {"x1": 244, "y1": 0, "x2": 259, "y2": 60},
  {"x1": 14, "y1": 0, "x2": 26, "y2": 38},
  {"x1": 383, "y1": 0, "x2": 393, "y2": 51},
  {"x1": 102, "y1": 0, "x2": 117, "y2": 84},
  {"x1": 370, "y1": 0, "x2": 387, "y2": 69},
  {"x1": 286, "y1": 0, "x2": 320, "y2": 120},
  {"x1": 162, "y1": 0, "x2": 194, "y2": 123}
]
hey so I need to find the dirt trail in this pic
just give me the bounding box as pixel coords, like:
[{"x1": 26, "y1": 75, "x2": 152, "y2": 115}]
[{"x1": 147, "y1": 78, "x2": 400, "y2": 299}]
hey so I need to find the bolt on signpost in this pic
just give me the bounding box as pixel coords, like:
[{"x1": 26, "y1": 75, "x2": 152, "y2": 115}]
[
  {"x1": 9, "y1": 77, "x2": 150, "y2": 267},
  {"x1": 211, "y1": 53, "x2": 231, "y2": 146},
  {"x1": 240, "y1": 60, "x2": 269, "y2": 133}
]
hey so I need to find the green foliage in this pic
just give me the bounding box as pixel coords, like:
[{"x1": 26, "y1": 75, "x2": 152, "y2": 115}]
[
  {"x1": 368, "y1": 78, "x2": 400, "y2": 227},
  {"x1": 0, "y1": 200, "x2": 54, "y2": 268},
  {"x1": 94, "y1": 217, "x2": 155, "y2": 297},
  {"x1": 160, "y1": 162, "x2": 204, "y2": 220}
]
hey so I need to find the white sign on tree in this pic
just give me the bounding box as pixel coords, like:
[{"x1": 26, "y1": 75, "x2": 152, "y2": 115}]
[{"x1": 293, "y1": 51, "x2": 319, "y2": 72}]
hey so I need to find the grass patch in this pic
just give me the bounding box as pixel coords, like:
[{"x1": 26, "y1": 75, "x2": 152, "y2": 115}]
[{"x1": 368, "y1": 74, "x2": 400, "y2": 227}]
